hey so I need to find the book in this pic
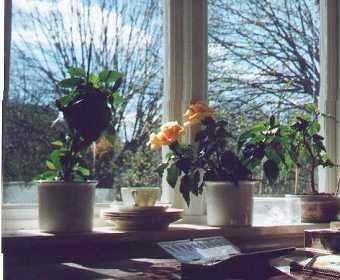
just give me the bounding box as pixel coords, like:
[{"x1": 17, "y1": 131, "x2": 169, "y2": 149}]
[
  {"x1": 158, "y1": 236, "x2": 295, "y2": 279},
  {"x1": 290, "y1": 255, "x2": 340, "y2": 279},
  {"x1": 304, "y1": 229, "x2": 340, "y2": 254}
]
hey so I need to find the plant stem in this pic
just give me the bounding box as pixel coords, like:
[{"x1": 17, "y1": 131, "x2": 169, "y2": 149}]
[
  {"x1": 310, "y1": 167, "x2": 316, "y2": 194},
  {"x1": 294, "y1": 166, "x2": 299, "y2": 194},
  {"x1": 86, "y1": 38, "x2": 93, "y2": 81},
  {"x1": 303, "y1": 133, "x2": 317, "y2": 193}
]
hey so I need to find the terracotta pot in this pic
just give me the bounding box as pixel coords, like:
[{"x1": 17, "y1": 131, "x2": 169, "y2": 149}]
[
  {"x1": 38, "y1": 181, "x2": 96, "y2": 233},
  {"x1": 205, "y1": 181, "x2": 256, "y2": 226},
  {"x1": 290, "y1": 194, "x2": 338, "y2": 223}
]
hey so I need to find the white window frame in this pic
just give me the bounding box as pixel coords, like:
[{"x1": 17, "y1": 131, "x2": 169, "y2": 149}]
[
  {"x1": 162, "y1": 0, "x2": 207, "y2": 217},
  {"x1": 1, "y1": 0, "x2": 338, "y2": 229},
  {"x1": 318, "y1": 0, "x2": 339, "y2": 193}
]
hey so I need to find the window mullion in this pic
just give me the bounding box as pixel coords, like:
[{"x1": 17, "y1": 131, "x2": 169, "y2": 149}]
[
  {"x1": 162, "y1": 0, "x2": 207, "y2": 214},
  {"x1": 319, "y1": 0, "x2": 338, "y2": 193}
]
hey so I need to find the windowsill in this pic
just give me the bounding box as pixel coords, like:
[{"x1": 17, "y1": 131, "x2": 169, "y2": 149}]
[
  {"x1": 2, "y1": 202, "x2": 331, "y2": 259},
  {"x1": 3, "y1": 223, "x2": 329, "y2": 253},
  {"x1": 2, "y1": 222, "x2": 329, "y2": 238}
]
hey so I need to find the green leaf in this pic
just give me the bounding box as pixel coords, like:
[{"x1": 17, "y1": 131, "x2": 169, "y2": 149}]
[
  {"x1": 305, "y1": 103, "x2": 318, "y2": 113},
  {"x1": 269, "y1": 115, "x2": 275, "y2": 127},
  {"x1": 166, "y1": 163, "x2": 181, "y2": 189},
  {"x1": 176, "y1": 158, "x2": 191, "y2": 174},
  {"x1": 77, "y1": 166, "x2": 90, "y2": 176},
  {"x1": 58, "y1": 78, "x2": 83, "y2": 88},
  {"x1": 98, "y1": 68, "x2": 110, "y2": 82},
  {"x1": 67, "y1": 67, "x2": 85, "y2": 77},
  {"x1": 191, "y1": 170, "x2": 201, "y2": 196},
  {"x1": 107, "y1": 71, "x2": 123, "y2": 84},
  {"x1": 46, "y1": 160, "x2": 56, "y2": 170},
  {"x1": 113, "y1": 93, "x2": 124, "y2": 106},
  {"x1": 52, "y1": 140, "x2": 64, "y2": 147},
  {"x1": 179, "y1": 175, "x2": 191, "y2": 207},
  {"x1": 89, "y1": 73, "x2": 100, "y2": 88},
  {"x1": 249, "y1": 123, "x2": 266, "y2": 133},
  {"x1": 263, "y1": 159, "x2": 279, "y2": 184},
  {"x1": 265, "y1": 146, "x2": 282, "y2": 164},
  {"x1": 165, "y1": 151, "x2": 175, "y2": 160},
  {"x1": 51, "y1": 150, "x2": 62, "y2": 165},
  {"x1": 74, "y1": 173, "x2": 87, "y2": 182},
  {"x1": 309, "y1": 121, "x2": 321, "y2": 134},
  {"x1": 34, "y1": 170, "x2": 59, "y2": 181},
  {"x1": 57, "y1": 90, "x2": 79, "y2": 107},
  {"x1": 156, "y1": 163, "x2": 168, "y2": 177}
]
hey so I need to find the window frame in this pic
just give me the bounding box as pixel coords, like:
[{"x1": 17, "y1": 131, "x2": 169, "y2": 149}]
[
  {"x1": 2, "y1": 0, "x2": 338, "y2": 229},
  {"x1": 318, "y1": 0, "x2": 339, "y2": 193}
]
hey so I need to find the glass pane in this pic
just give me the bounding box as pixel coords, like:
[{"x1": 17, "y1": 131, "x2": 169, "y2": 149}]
[
  {"x1": 208, "y1": 0, "x2": 320, "y2": 196},
  {"x1": 3, "y1": 0, "x2": 163, "y2": 203}
]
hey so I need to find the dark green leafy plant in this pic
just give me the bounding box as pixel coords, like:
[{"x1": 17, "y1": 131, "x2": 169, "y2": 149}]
[
  {"x1": 158, "y1": 142, "x2": 203, "y2": 206},
  {"x1": 287, "y1": 104, "x2": 335, "y2": 194},
  {"x1": 238, "y1": 115, "x2": 293, "y2": 185},
  {"x1": 37, "y1": 67, "x2": 123, "y2": 182}
]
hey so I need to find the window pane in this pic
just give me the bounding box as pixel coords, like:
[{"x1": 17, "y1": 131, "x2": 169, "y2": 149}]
[
  {"x1": 208, "y1": 0, "x2": 320, "y2": 195},
  {"x1": 3, "y1": 0, "x2": 163, "y2": 203}
]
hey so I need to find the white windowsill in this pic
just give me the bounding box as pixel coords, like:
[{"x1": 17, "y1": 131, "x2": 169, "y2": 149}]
[
  {"x1": 2, "y1": 202, "x2": 328, "y2": 230},
  {"x1": 2, "y1": 203, "x2": 329, "y2": 247}
]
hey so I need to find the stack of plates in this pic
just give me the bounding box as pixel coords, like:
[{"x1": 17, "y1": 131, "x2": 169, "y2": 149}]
[{"x1": 102, "y1": 206, "x2": 183, "y2": 230}]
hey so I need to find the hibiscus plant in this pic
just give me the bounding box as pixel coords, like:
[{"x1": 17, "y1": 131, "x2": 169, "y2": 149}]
[
  {"x1": 148, "y1": 101, "x2": 283, "y2": 206},
  {"x1": 37, "y1": 67, "x2": 123, "y2": 182},
  {"x1": 238, "y1": 103, "x2": 336, "y2": 195},
  {"x1": 286, "y1": 104, "x2": 335, "y2": 194}
]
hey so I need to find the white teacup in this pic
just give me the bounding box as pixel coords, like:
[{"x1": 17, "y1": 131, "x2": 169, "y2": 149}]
[{"x1": 121, "y1": 187, "x2": 161, "y2": 207}]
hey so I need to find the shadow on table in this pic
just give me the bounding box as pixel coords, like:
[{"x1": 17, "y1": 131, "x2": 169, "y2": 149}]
[{"x1": 4, "y1": 263, "x2": 111, "y2": 280}]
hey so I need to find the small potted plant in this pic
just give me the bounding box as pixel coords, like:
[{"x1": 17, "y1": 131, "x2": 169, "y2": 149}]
[
  {"x1": 36, "y1": 67, "x2": 123, "y2": 233},
  {"x1": 148, "y1": 101, "x2": 282, "y2": 226},
  {"x1": 285, "y1": 104, "x2": 337, "y2": 222}
]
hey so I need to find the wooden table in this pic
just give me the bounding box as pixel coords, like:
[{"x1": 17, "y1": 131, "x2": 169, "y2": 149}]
[{"x1": 5, "y1": 257, "x2": 297, "y2": 280}]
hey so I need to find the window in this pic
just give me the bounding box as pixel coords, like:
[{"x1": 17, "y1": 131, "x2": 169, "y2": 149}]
[
  {"x1": 3, "y1": 0, "x2": 164, "y2": 204},
  {"x1": 2, "y1": 0, "x2": 337, "y2": 228},
  {"x1": 208, "y1": 0, "x2": 321, "y2": 196}
]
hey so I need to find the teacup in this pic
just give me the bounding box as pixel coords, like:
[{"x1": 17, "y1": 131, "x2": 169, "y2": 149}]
[{"x1": 121, "y1": 187, "x2": 161, "y2": 207}]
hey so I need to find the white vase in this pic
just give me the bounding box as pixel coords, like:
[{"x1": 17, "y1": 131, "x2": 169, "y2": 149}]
[
  {"x1": 38, "y1": 181, "x2": 96, "y2": 233},
  {"x1": 205, "y1": 181, "x2": 255, "y2": 226}
]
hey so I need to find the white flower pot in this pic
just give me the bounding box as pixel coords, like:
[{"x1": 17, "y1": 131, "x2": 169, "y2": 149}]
[
  {"x1": 38, "y1": 181, "x2": 96, "y2": 233},
  {"x1": 205, "y1": 181, "x2": 255, "y2": 226}
]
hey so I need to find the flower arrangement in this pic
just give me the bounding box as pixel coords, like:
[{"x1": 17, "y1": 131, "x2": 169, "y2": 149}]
[
  {"x1": 37, "y1": 67, "x2": 123, "y2": 182},
  {"x1": 148, "y1": 101, "x2": 281, "y2": 206}
]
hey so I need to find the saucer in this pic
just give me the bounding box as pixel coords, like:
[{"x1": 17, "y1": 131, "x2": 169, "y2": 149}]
[
  {"x1": 102, "y1": 208, "x2": 183, "y2": 230},
  {"x1": 115, "y1": 205, "x2": 167, "y2": 214}
]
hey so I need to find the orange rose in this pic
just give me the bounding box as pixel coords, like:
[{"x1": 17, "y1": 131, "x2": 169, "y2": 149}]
[
  {"x1": 160, "y1": 121, "x2": 184, "y2": 142},
  {"x1": 147, "y1": 132, "x2": 169, "y2": 150},
  {"x1": 184, "y1": 101, "x2": 215, "y2": 126},
  {"x1": 148, "y1": 121, "x2": 184, "y2": 150}
]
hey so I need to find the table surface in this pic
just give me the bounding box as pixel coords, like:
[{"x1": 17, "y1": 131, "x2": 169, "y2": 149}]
[{"x1": 5, "y1": 257, "x2": 300, "y2": 280}]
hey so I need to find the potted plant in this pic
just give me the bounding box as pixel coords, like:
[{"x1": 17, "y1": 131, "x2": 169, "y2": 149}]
[
  {"x1": 285, "y1": 104, "x2": 337, "y2": 222},
  {"x1": 148, "y1": 101, "x2": 282, "y2": 226},
  {"x1": 36, "y1": 67, "x2": 123, "y2": 233}
]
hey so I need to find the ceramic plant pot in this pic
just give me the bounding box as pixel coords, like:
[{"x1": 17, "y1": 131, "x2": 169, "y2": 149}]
[
  {"x1": 38, "y1": 181, "x2": 96, "y2": 233},
  {"x1": 205, "y1": 181, "x2": 256, "y2": 226},
  {"x1": 291, "y1": 194, "x2": 338, "y2": 223}
]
